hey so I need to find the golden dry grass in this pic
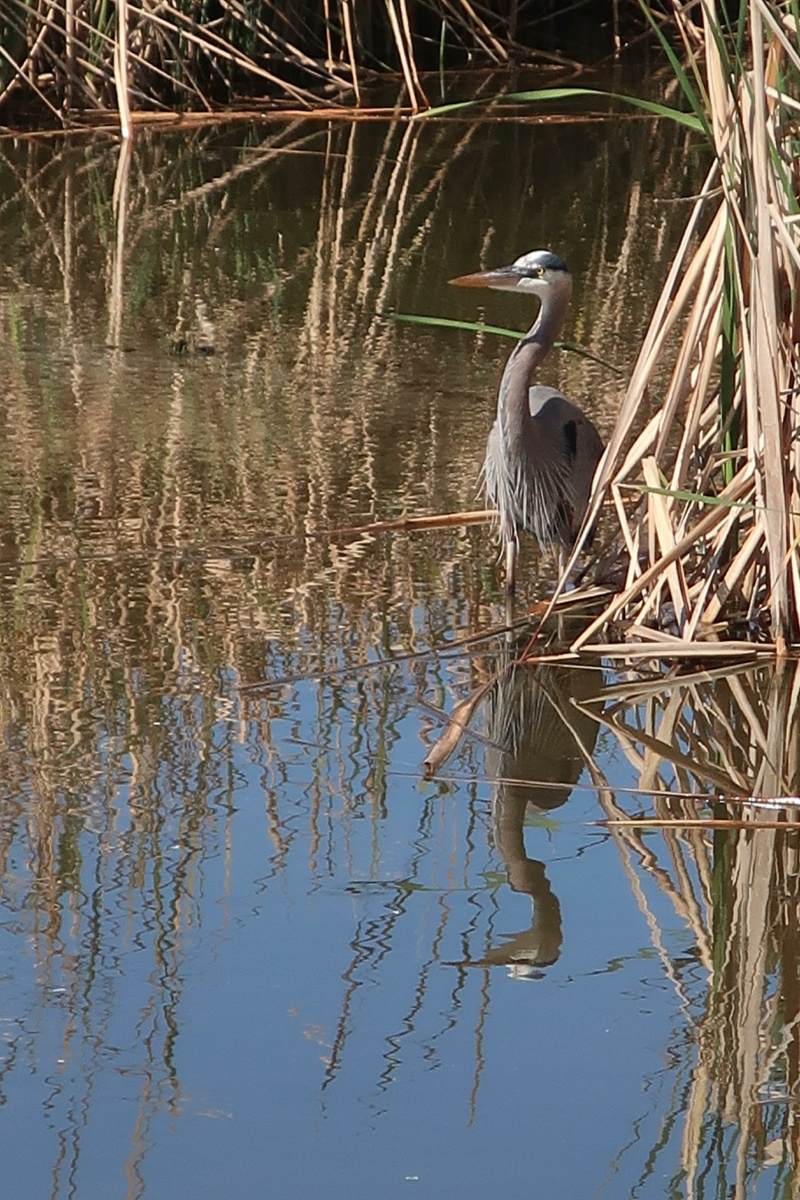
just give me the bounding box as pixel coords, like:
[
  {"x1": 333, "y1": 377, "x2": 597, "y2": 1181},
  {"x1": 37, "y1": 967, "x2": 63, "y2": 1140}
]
[{"x1": 547, "y1": 1, "x2": 800, "y2": 659}]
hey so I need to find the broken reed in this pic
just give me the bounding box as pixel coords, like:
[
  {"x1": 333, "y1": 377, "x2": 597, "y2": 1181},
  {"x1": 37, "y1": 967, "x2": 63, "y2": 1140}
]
[{"x1": 565, "y1": 0, "x2": 800, "y2": 654}]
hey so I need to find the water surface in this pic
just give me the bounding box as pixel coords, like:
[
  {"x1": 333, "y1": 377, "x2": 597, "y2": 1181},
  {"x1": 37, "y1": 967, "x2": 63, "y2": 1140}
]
[{"x1": 0, "y1": 113, "x2": 798, "y2": 1200}]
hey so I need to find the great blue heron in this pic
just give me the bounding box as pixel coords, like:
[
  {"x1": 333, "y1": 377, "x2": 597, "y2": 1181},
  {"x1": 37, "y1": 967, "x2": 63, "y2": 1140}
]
[{"x1": 451, "y1": 249, "x2": 604, "y2": 593}]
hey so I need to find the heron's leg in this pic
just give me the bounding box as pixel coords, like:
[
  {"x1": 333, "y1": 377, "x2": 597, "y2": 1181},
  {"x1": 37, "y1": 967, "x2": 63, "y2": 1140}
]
[{"x1": 504, "y1": 540, "x2": 517, "y2": 595}]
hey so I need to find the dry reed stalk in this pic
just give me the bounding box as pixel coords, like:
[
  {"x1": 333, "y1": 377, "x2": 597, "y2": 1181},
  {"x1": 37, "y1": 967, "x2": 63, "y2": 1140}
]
[
  {"x1": 603, "y1": 815, "x2": 792, "y2": 828},
  {"x1": 317, "y1": 509, "x2": 496, "y2": 535},
  {"x1": 1, "y1": 0, "x2": 580, "y2": 120},
  {"x1": 577, "y1": 640, "x2": 774, "y2": 660},
  {"x1": 643, "y1": 456, "x2": 689, "y2": 626},
  {"x1": 574, "y1": 469, "x2": 754, "y2": 647},
  {"x1": 14, "y1": 0, "x2": 210, "y2": 116},
  {"x1": 322, "y1": 0, "x2": 334, "y2": 69},
  {"x1": 446, "y1": 0, "x2": 509, "y2": 62},
  {"x1": 667, "y1": 299, "x2": 722, "y2": 507},
  {"x1": 654, "y1": 228, "x2": 726, "y2": 470},
  {"x1": 64, "y1": 0, "x2": 74, "y2": 109},
  {"x1": 702, "y1": 519, "x2": 761, "y2": 625},
  {"x1": 422, "y1": 678, "x2": 495, "y2": 777},
  {"x1": 683, "y1": 500, "x2": 748, "y2": 637},
  {"x1": 0, "y1": 0, "x2": 66, "y2": 119},
  {"x1": 383, "y1": 0, "x2": 429, "y2": 112},
  {"x1": 149, "y1": 3, "x2": 321, "y2": 107},
  {"x1": 749, "y1": 10, "x2": 790, "y2": 646},
  {"x1": 339, "y1": 0, "x2": 361, "y2": 104},
  {"x1": 221, "y1": 0, "x2": 342, "y2": 85},
  {"x1": 113, "y1": 0, "x2": 133, "y2": 140},
  {"x1": 564, "y1": 161, "x2": 725, "y2": 579}
]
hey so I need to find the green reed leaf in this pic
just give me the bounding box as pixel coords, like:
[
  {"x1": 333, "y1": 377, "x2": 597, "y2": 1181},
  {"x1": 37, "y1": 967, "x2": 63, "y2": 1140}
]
[
  {"x1": 417, "y1": 86, "x2": 705, "y2": 132},
  {"x1": 387, "y1": 314, "x2": 624, "y2": 375}
]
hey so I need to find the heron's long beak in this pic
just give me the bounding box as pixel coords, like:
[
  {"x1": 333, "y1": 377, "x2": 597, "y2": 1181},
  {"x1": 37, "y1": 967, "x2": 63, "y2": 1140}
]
[{"x1": 449, "y1": 266, "x2": 522, "y2": 291}]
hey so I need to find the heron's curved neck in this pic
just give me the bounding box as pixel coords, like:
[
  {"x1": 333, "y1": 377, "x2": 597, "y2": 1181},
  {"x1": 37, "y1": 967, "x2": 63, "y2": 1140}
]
[{"x1": 496, "y1": 287, "x2": 569, "y2": 444}]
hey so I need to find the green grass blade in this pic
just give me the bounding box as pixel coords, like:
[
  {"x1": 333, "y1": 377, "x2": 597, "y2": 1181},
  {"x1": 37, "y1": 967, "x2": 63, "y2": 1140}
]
[
  {"x1": 387, "y1": 314, "x2": 624, "y2": 374},
  {"x1": 637, "y1": 1, "x2": 711, "y2": 133},
  {"x1": 504, "y1": 88, "x2": 705, "y2": 131},
  {"x1": 418, "y1": 86, "x2": 705, "y2": 133},
  {"x1": 631, "y1": 483, "x2": 779, "y2": 515},
  {"x1": 387, "y1": 313, "x2": 520, "y2": 338},
  {"x1": 635, "y1": 483, "x2": 800, "y2": 524}
]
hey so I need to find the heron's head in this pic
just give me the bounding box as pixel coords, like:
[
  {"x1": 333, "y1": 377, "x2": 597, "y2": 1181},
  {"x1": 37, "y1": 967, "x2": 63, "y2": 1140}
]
[{"x1": 450, "y1": 249, "x2": 571, "y2": 297}]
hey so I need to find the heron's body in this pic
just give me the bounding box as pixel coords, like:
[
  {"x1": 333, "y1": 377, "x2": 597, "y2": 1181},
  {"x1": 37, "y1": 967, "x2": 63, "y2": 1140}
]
[
  {"x1": 485, "y1": 385, "x2": 601, "y2": 550},
  {"x1": 451, "y1": 249, "x2": 604, "y2": 592}
]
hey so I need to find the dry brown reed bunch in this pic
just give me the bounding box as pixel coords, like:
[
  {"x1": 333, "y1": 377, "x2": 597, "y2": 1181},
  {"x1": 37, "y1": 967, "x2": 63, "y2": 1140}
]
[
  {"x1": 0, "y1": 1, "x2": 588, "y2": 125},
  {"x1": 566, "y1": 0, "x2": 800, "y2": 658},
  {"x1": 0, "y1": 0, "x2": 340, "y2": 121}
]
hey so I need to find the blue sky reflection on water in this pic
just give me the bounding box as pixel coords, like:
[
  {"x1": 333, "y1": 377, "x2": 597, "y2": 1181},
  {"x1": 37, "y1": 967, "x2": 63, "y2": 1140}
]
[
  {"x1": 0, "y1": 115, "x2": 797, "y2": 1199},
  {"x1": 2, "y1": 659, "x2": 700, "y2": 1198}
]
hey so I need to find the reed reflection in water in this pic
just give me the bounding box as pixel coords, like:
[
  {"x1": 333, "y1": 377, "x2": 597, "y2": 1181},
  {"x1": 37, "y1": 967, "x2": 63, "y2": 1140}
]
[
  {"x1": 0, "y1": 115, "x2": 799, "y2": 1199},
  {"x1": 576, "y1": 658, "x2": 800, "y2": 1198}
]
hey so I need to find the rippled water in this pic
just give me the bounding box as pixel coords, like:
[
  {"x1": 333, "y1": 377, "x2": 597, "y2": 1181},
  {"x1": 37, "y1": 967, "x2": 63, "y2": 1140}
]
[{"x1": 1, "y1": 110, "x2": 799, "y2": 1199}]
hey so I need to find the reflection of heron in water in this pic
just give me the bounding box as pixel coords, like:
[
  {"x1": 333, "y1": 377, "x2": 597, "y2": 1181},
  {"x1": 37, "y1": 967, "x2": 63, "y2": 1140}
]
[
  {"x1": 476, "y1": 658, "x2": 601, "y2": 977},
  {"x1": 451, "y1": 250, "x2": 604, "y2": 593}
]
